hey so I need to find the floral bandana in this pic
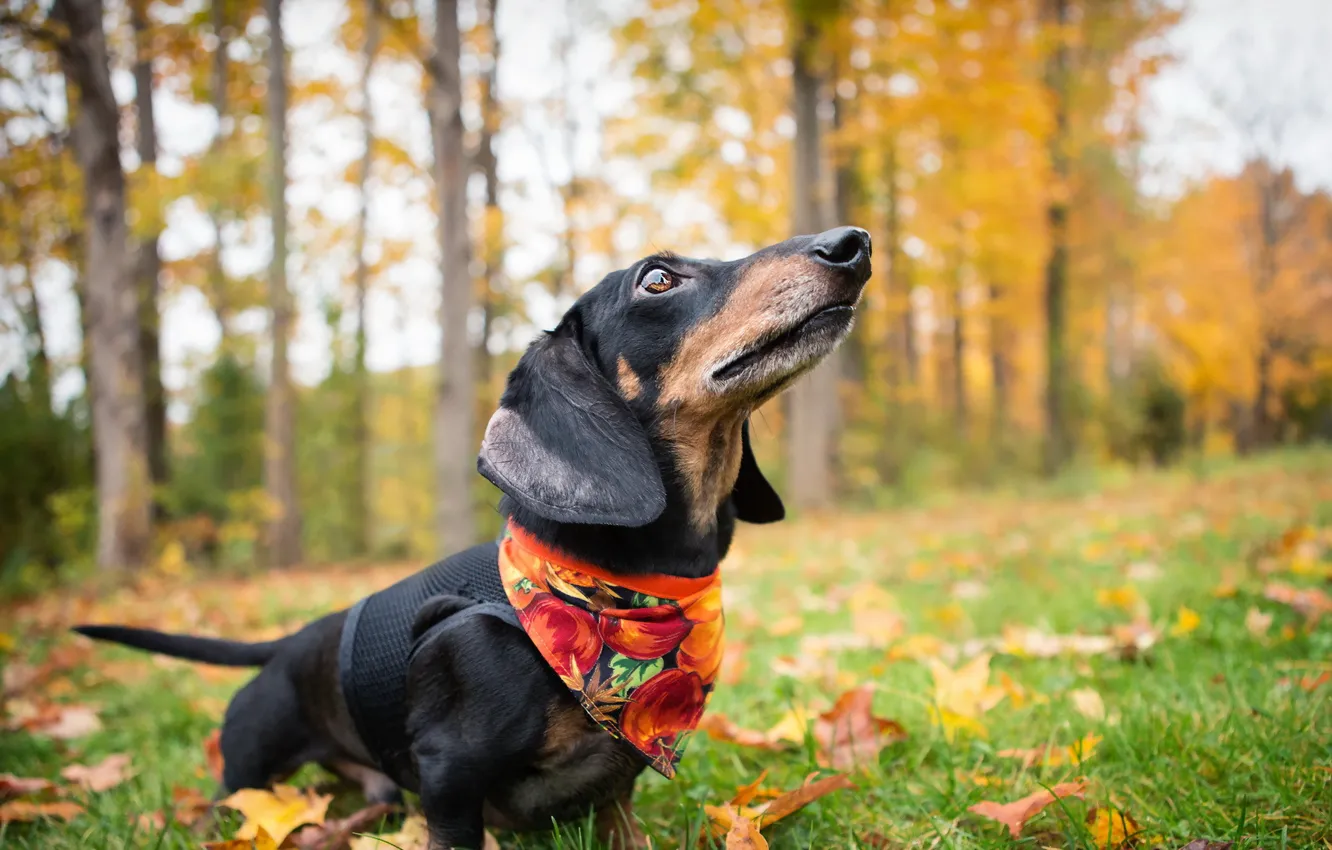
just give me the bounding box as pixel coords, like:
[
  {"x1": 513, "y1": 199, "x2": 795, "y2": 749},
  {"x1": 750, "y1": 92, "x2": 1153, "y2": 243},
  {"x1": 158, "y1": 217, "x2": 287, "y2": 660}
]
[{"x1": 498, "y1": 524, "x2": 724, "y2": 778}]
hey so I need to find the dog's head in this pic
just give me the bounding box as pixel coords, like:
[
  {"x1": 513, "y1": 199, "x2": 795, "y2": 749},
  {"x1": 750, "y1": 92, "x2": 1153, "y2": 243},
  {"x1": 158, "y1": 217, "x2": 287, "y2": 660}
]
[{"x1": 479, "y1": 226, "x2": 871, "y2": 534}]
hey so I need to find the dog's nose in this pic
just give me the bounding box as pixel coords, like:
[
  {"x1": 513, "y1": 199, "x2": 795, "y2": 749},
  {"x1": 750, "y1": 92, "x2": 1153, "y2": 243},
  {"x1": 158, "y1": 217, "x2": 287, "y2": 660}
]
[{"x1": 808, "y1": 226, "x2": 871, "y2": 270}]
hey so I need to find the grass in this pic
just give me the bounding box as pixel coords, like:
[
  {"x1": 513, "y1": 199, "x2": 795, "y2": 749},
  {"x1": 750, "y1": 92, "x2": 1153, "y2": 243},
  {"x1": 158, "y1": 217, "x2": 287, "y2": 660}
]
[{"x1": 2, "y1": 448, "x2": 1330, "y2": 849}]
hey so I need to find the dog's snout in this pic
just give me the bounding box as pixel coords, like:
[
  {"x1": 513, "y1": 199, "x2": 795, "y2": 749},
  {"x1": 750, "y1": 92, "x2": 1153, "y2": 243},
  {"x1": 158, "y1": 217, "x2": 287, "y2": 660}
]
[{"x1": 809, "y1": 226, "x2": 871, "y2": 269}]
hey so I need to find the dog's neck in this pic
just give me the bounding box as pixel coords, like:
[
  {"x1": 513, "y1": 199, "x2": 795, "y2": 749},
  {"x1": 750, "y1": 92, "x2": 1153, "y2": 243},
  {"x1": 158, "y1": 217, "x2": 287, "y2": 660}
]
[{"x1": 501, "y1": 494, "x2": 735, "y2": 579}]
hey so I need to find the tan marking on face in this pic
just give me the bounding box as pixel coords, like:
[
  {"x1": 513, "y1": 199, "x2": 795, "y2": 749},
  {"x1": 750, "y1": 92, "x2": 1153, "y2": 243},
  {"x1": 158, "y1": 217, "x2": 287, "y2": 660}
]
[
  {"x1": 654, "y1": 254, "x2": 830, "y2": 531},
  {"x1": 617, "y1": 356, "x2": 642, "y2": 400}
]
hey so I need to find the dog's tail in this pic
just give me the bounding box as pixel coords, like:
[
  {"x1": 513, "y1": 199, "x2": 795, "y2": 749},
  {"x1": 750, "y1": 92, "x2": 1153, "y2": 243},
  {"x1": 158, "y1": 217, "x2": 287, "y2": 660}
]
[{"x1": 72, "y1": 625, "x2": 283, "y2": 667}]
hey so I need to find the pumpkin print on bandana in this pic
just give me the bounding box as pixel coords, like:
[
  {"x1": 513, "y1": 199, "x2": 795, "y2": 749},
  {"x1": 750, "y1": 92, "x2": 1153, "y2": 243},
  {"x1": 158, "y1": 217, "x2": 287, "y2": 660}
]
[{"x1": 499, "y1": 524, "x2": 724, "y2": 778}]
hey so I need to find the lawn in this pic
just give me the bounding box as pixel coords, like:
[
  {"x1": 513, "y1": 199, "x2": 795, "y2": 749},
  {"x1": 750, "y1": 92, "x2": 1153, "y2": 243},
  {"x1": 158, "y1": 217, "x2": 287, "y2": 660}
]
[{"x1": 2, "y1": 449, "x2": 1330, "y2": 849}]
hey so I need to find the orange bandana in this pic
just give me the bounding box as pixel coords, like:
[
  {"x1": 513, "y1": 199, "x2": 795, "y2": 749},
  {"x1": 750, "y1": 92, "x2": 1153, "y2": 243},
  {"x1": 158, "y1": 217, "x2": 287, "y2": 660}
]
[{"x1": 498, "y1": 524, "x2": 723, "y2": 778}]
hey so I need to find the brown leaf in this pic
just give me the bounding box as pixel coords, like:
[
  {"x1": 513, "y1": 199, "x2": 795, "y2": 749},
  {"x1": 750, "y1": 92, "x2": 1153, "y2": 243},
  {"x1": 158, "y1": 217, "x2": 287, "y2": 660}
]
[
  {"x1": 0, "y1": 799, "x2": 85, "y2": 823},
  {"x1": 170, "y1": 784, "x2": 211, "y2": 826},
  {"x1": 1177, "y1": 841, "x2": 1233, "y2": 850},
  {"x1": 287, "y1": 802, "x2": 397, "y2": 850},
  {"x1": 725, "y1": 809, "x2": 769, "y2": 850},
  {"x1": 204, "y1": 728, "x2": 226, "y2": 783},
  {"x1": 1264, "y1": 582, "x2": 1332, "y2": 624},
  {"x1": 134, "y1": 809, "x2": 166, "y2": 831},
  {"x1": 698, "y1": 713, "x2": 784, "y2": 750},
  {"x1": 730, "y1": 770, "x2": 771, "y2": 808},
  {"x1": 968, "y1": 780, "x2": 1087, "y2": 839},
  {"x1": 751, "y1": 773, "x2": 855, "y2": 826},
  {"x1": 0, "y1": 773, "x2": 56, "y2": 800},
  {"x1": 997, "y1": 734, "x2": 1101, "y2": 768},
  {"x1": 218, "y1": 785, "x2": 332, "y2": 847},
  {"x1": 60, "y1": 753, "x2": 135, "y2": 792},
  {"x1": 811, "y1": 686, "x2": 907, "y2": 770},
  {"x1": 32, "y1": 704, "x2": 102, "y2": 740}
]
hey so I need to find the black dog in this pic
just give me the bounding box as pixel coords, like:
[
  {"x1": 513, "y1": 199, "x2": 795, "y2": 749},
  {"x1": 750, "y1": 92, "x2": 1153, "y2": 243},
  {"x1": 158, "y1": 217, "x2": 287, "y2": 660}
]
[{"x1": 75, "y1": 227, "x2": 871, "y2": 849}]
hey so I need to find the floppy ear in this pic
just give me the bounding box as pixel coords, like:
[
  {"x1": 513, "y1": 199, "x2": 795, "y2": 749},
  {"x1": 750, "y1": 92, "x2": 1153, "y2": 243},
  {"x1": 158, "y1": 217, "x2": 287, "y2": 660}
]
[
  {"x1": 478, "y1": 329, "x2": 667, "y2": 527},
  {"x1": 730, "y1": 420, "x2": 785, "y2": 523}
]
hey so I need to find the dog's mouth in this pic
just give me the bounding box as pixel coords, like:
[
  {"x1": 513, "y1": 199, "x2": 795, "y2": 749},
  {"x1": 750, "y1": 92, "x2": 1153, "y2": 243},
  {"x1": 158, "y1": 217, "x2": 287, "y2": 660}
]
[{"x1": 710, "y1": 301, "x2": 857, "y2": 391}]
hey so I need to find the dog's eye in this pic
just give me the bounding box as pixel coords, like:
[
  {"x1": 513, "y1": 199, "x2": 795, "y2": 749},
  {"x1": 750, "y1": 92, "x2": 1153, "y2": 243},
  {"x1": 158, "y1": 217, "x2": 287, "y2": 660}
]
[{"x1": 640, "y1": 268, "x2": 676, "y2": 294}]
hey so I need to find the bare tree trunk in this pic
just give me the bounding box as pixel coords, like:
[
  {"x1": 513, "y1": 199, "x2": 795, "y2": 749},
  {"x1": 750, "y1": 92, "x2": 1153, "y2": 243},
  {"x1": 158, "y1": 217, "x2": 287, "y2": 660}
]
[
  {"x1": 350, "y1": 0, "x2": 378, "y2": 557},
  {"x1": 787, "y1": 21, "x2": 837, "y2": 511},
  {"x1": 431, "y1": 0, "x2": 476, "y2": 549},
  {"x1": 952, "y1": 273, "x2": 967, "y2": 434},
  {"x1": 264, "y1": 0, "x2": 302, "y2": 566},
  {"x1": 477, "y1": 0, "x2": 501, "y2": 391},
  {"x1": 131, "y1": 0, "x2": 167, "y2": 500},
  {"x1": 883, "y1": 135, "x2": 907, "y2": 391},
  {"x1": 989, "y1": 283, "x2": 1008, "y2": 434},
  {"x1": 55, "y1": 0, "x2": 152, "y2": 570},
  {"x1": 1042, "y1": 0, "x2": 1072, "y2": 476},
  {"x1": 1253, "y1": 172, "x2": 1279, "y2": 446},
  {"x1": 209, "y1": 0, "x2": 231, "y2": 344}
]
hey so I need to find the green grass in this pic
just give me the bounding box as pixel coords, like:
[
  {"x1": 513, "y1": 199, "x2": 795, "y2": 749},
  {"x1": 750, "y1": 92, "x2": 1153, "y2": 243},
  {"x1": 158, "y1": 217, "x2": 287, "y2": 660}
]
[{"x1": 2, "y1": 449, "x2": 1330, "y2": 849}]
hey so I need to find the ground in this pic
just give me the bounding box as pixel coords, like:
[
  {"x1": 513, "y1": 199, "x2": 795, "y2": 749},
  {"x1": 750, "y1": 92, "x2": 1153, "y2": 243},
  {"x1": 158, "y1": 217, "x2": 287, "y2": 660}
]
[{"x1": 1, "y1": 450, "x2": 1330, "y2": 849}]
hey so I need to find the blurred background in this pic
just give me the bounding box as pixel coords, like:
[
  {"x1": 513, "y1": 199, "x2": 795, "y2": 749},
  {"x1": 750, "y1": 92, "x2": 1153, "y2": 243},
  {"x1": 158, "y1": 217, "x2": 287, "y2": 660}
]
[{"x1": 1, "y1": 0, "x2": 1330, "y2": 585}]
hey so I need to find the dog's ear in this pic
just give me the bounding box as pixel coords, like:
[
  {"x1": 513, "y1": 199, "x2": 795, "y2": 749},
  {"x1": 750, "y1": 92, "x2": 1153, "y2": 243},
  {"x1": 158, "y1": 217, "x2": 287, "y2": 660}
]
[
  {"x1": 730, "y1": 420, "x2": 785, "y2": 523},
  {"x1": 478, "y1": 329, "x2": 667, "y2": 527}
]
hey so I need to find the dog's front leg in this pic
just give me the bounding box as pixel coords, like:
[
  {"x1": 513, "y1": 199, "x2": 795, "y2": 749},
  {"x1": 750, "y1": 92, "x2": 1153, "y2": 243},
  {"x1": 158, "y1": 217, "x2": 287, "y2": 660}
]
[{"x1": 412, "y1": 728, "x2": 489, "y2": 850}]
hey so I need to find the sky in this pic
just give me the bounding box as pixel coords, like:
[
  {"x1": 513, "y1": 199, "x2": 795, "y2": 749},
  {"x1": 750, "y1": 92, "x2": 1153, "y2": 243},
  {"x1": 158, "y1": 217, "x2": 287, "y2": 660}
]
[{"x1": 4, "y1": 0, "x2": 1332, "y2": 420}]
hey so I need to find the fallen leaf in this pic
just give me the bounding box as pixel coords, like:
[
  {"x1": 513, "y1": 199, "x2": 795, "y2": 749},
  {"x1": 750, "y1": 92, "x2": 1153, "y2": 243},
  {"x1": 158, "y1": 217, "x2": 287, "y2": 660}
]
[
  {"x1": 996, "y1": 625, "x2": 1116, "y2": 659},
  {"x1": 201, "y1": 825, "x2": 280, "y2": 850},
  {"x1": 1170, "y1": 606, "x2": 1201, "y2": 637},
  {"x1": 968, "y1": 781, "x2": 1086, "y2": 839},
  {"x1": 1125, "y1": 561, "x2": 1162, "y2": 582},
  {"x1": 204, "y1": 728, "x2": 226, "y2": 783},
  {"x1": 811, "y1": 686, "x2": 907, "y2": 770},
  {"x1": 218, "y1": 785, "x2": 332, "y2": 847},
  {"x1": 766, "y1": 615, "x2": 804, "y2": 637},
  {"x1": 2, "y1": 662, "x2": 39, "y2": 698},
  {"x1": 765, "y1": 704, "x2": 821, "y2": 745},
  {"x1": 287, "y1": 802, "x2": 397, "y2": 849},
  {"x1": 1068, "y1": 688, "x2": 1105, "y2": 721},
  {"x1": 751, "y1": 773, "x2": 854, "y2": 826},
  {"x1": 1245, "y1": 607, "x2": 1273, "y2": 637},
  {"x1": 1086, "y1": 806, "x2": 1140, "y2": 847},
  {"x1": 928, "y1": 653, "x2": 1005, "y2": 740},
  {"x1": 1299, "y1": 671, "x2": 1330, "y2": 692},
  {"x1": 0, "y1": 800, "x2": 85, "y2": 823},
  {"x1": 726, "y1": 809, "x2": 769, "y2": 850},
  {"x1": 730, "y1": 770, "x2": 771, "y2": 808},
  {"x1": 1264, "y1": 582, "x2": 1332, "y2": 625},
  {"x1": 698, "y1": 713, "x2": 784, "y2": 750},
  {"x1": 61, "y1": 753, "x2": 135, "y2": 792},
  {"x1": 349, "y1": 813, "x2": 428, "y2": 850},
  {"x1": 134, "y1": 810, "x2": 166, "y2": 831},
  {"x1": 0, "y1": 774, "x2": 56, "y2": 799},
  {"x1": 1096, "y1": 586, "x2": 1144, "y2": 614},
  {"x1": 998, "y1": 734, "x2": 1101, "y2": 768},
  {"x1": 171, "y1": 784, "x2": 211, "y2": 826},
  {"x1": 1176, "y1": 841, "x2": 1233, "y2": 850},
  {"x1": 32, "y1": 704, "x2": 102, "y2": 740}
]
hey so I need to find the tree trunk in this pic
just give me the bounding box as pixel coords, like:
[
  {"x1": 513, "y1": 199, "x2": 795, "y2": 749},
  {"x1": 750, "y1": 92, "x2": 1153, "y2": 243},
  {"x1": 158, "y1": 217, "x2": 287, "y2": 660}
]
[
  {"x1": 55, "y1": 0, "x2": 153, "y2": 570},
  {"x1": 1252, "y1": 173, "x2": 1279, "y2": 447},
  {"x1": 1042, "y1": 0, "x2": 1072, "y2": 476},
  {"x1": 477, "y1": 0, "x2": 501, "y2": 392},
  {"x1": 431, "y1": 0, "x2": 476, "y2": 549},
  {"x1": 952, "y1": 273, "x2": 967, "y2": 434},
  {"x1": 349, "y1": 0, "x2": 378, "y2": 557},
  {"x1": 131, "y1": 0, "x2": 168, "y2": 499},
  {"x1": 209, "y1": 0, "x2": 231, "y2": 344},
  {"x1": 883, "y1": 134, "x2": 908, "y2": 391},
  {"x1": 787, "y1": 21, "x2": 837, "y2": 511},
  {"x1": 989, "y1": 283, "x2": 1008, "y2": 434},
  {"x1": 264, "y1": 0, "x2": 302, "y2": 566}
]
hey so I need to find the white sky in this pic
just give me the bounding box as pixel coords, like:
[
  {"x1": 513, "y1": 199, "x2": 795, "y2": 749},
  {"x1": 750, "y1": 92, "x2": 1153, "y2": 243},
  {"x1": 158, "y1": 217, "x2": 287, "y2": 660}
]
[{"x1": 4, "y1": 0, "x2": 1332, "y2": 420}]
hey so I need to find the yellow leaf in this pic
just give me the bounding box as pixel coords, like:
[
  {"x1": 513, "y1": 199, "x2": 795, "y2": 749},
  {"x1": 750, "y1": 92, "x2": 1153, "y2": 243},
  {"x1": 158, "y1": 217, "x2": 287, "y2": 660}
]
[
  {"x1": 1086, "y1": 806, "x2": 1140, "y2": 847},
  {"x1": 765, "y1": 704, "x2": 817, "y2": 745},
  {"x1": 1096, "y1": 586, "x2": 1143, "y2": 612},
  {"x1": 202, "y1": 826, "x2": 279, "y2": 850},
  {"x1": 1068, "y1": 688, "x2": 1105, "y2": 721},
  {"x1": 928, "y1": 654, "x2": 1005, "y2": 740},
  {"x1": 218, "y1": 786, "x2": 331, "y2": 847},
  {"x1": 349, "y1": 814, "x2": 428, "y2": 850},
  {"x1": 1170, "y1": 605, "x2": 1201, "y2": 637},
  {"x1": 1245, "y1": 607, "x2": 1273, "y2": 637}
]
